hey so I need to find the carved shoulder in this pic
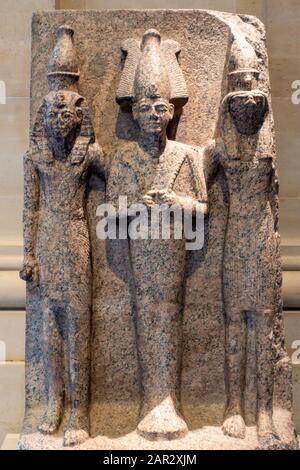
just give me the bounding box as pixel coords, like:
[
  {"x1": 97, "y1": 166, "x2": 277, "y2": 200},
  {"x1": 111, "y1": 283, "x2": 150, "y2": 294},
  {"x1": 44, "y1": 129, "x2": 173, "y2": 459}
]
[
  {"x1": 185, "y1": 145, "x2": 208, "y2": 203},
  {"x1": 203, "y1": 140, "x2": 220, "y2": 184},
  {"x1": 107, "y1": 147, "x2": 140, "y2": 207},
  {"x1": 169, "y1": 142, "x2": 207, "y2": 203},
  {"x1": 88, "y1": 141, "x2": 106, "y2": 178},
  {"x1": 109, "y1": 143, "x2": 141, "y2": 175},
  {"x1": 23, "y1": 147, "x2": 40, "y2": 173}
]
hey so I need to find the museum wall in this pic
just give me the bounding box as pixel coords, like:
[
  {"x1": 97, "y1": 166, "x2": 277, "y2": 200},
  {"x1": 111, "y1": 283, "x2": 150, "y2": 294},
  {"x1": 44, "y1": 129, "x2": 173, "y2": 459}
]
[{"x1": 0, "y1": 0, "x2": 299, "y2": 446}]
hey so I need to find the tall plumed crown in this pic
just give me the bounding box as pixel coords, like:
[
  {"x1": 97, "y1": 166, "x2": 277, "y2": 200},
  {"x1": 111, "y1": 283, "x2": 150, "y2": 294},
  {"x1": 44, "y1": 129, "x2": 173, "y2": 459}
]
[
  {"x1": 31, "y1": 25, "x2": 95, "y2": 158},
  {"x1": 133, "y1": 29, "x2": 170, "y2": 102},
  {"x1": 48, "y1": 25, "x2": 80, "y2": 91},
  {"x1": 228, "y1": 36, "x2": 259, "y2": 76},
  {"x1": 116, "y1": 29, "x2": 188, "y2": 110}
]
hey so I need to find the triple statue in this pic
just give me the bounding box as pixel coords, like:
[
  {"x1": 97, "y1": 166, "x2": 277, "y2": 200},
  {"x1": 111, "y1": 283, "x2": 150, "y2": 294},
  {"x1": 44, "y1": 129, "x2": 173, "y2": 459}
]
[{"x1": 19, "y1": 23, "x2": 296, "y2": 449}]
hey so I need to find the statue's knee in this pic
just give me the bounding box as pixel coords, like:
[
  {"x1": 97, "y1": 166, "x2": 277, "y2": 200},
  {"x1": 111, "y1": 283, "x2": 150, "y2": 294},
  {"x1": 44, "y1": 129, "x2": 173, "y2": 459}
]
[
  {"x1": 259, "y1": 308, "x2": 275, "y2": 317},
  {"x1": 275, "y1": 355, "x2": 292, "y2": 373},
  {"x1": 42, "y1": 297, "x2": 53, "y2": 313},
  {"x1": 256, "y1": 309, "x2": 275, "y2": 330},
  {"x1": 160, "y1": 301, "x2": 181, "y2": 317},
  {"x1": 226, "y1": 337, "x2": 240, "y2": 355},
  {"x1": 225, "y1": 308, "x2": 245, "y2": 324},
  {"x1": 137, "y1": 299, "x2": 180, "y2": 315}
]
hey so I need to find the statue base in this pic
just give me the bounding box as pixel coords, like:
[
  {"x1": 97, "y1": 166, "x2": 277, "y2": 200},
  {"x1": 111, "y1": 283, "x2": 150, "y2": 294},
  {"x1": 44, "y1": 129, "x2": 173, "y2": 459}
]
[{"x1": 19, "y1": 408, "x2": 298, "y2": 450}]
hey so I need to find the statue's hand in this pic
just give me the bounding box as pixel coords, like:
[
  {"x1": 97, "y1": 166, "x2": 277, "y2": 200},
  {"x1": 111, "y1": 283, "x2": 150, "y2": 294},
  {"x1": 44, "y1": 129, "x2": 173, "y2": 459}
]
[
  {"x1": 142, "y1": 192, "x2": 156, "y2": 207},
  {"x1": 19, "y1": 255, "x2": 39, "y2": 286},
  {"x1": 146, "y1": 189, "x2": 180, "y2": 207},
  {"x1": 145, "y1": 190, "x2": 208, "y2": 214},
  {"x1": 162, "y1": 191, "x2": 183, "y2": 207}
]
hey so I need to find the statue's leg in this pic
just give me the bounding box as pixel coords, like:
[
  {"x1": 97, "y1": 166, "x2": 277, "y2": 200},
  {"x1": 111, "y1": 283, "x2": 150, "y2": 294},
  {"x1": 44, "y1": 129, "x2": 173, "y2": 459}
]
[
  {"x1": 130, "y1": 239, "x2": 188, "y2": 440},
  {"x1": 256, "y1": 308, "x2": 279, "y2": 447},
  {"x1": 63, "y1": 298, "x2": 90, "y2": 447},
  {"x1": 136, "y1": 299, "x2": 188, "y2": 440},
  {"x1": 222, "y1": 309, "x2": 247, "y2": 439},
  {"x1": 39, "y1": 299, "x2": 64, "y2": 434}
]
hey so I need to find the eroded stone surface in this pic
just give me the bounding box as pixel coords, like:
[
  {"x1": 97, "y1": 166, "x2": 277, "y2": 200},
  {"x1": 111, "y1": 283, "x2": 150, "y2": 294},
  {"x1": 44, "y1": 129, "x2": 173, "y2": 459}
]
[{"x1": 19, "y1": 9, "x2": 298, "y2": 450}]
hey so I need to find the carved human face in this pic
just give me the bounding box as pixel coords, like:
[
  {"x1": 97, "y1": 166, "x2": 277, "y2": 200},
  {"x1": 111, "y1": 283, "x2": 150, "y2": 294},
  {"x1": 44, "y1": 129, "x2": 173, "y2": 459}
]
[
  {"x1": 43, "y1": 93, "x2": 83, "y2": 140},
  {"x1": 133, "y1": 97, "x2": 174, "y2": 135},
  {"x1": 228, "y1": 91, "x2": 268, "y2": 136}
]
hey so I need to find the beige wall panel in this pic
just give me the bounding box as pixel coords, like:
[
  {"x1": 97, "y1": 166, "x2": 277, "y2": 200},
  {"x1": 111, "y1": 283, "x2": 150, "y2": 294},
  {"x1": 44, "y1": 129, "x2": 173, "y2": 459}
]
[
  {"x1": 284, "y1": 311, "x2": 300, "y2": 433},
  {"x1": 0, "y1": 1, "x2": 55, "y2": 97},
  {"x1": 270, "y1": 58, "x2": 300, "y2": 99},
  {"x1": 280, "y1": 198, "x2": 300, "y2": 248},
  {"x1": 285, "y1": 311, "x2": 300, "y2": 356},
  {"x1": 85, "y1": 0, "x2": 236, "y2": 12},
  {"x1": 265, "y1": 0, "x2": 300, "y2": 58},
  {"x1": 236, "y1": 0, "x2": 264, "y2": 19},
  {"x1": 0, "y1": 196, "x2": 23, "y2": 247},
  {"x1": 283, "y1": 271, "x2": 300, "y2": 309},
  {"x1": 0, "y1": 2, "x2": 54, "y2": 254},
  {"x1": 0, "y1": 362, "x2": 24, "y2": 448},
  {"x1": 282, "y1": 246, "x2": 300, "y2": 271},
  {"x1": 0, "y1": 1, "x2": 55, "y2": 12},
  {"x1": 0, "y1": 271, "x2": 25, "y2": 310},
  {"x1": 0, "y1": 98, "x2": 28, "y2": 195},
  {"x1": 0, "y1": 245, "x2": 23, "y2": 271},
  {"x1": 0, "y1": 97, "x2": 28, "y2": 246},
  {"x1": 56, "y1": 0, "x2": 86, "y2": 8},
  {"x1": 0, "y1": 311, "x2": 25, "y2": 361},
  {"x1": 272, "y1": 98, "x2": 300, "y2": 199}
]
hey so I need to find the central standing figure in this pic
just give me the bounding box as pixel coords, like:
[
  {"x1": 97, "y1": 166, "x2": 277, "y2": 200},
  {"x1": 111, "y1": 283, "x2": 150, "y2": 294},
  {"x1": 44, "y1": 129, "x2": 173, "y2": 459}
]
[{"x1": 108, "y1": 29, "x2": 207, "y2": 439}]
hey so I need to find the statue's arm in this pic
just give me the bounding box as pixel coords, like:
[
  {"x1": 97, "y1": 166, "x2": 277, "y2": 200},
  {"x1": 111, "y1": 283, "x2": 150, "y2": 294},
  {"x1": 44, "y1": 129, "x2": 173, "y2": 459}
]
[
  {"x1": 89, "y1": 141, "x2": 106, "y2": 180},
  {"x1": 187, "y1": 147, "x2": 209, "y2": 215},
  {"x1": 172, "y1": 194, "x2": 208, "y2": 216},
  {"x1": 203, "y1": 140, "x2": 220, "y2": 186},
  {"x1": 157, "y1": 149, "x2": 208, "y2": 215},
  {"x1": 186, "y1": 141, "x2": 220, "y2": 215},
  {"x1": 19, "y1": 150, "x2": 40, "y2": 284},
  {"x1": 170, "y1": 173, "x2": 208, "y2": 216}
]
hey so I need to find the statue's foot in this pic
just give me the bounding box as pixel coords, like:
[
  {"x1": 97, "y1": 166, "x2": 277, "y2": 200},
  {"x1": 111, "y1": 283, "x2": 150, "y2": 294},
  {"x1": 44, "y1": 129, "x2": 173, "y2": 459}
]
[
  {"x1": 38, "y1": 399, "x2": 63, "y2": 435},
  {"x1": 222, "y1": 408, "x2": 246, "y2": 439},
  {"x1": 63, "y1": 410, "x2": 89, "y2": 447},
  {"x1": 137, "y1": 396, "x2": 188, "y2": 441},
  {"x1": 257, "y1": 410, "x2": 280, "y2": 449},
  {"x1": 63, "y1": 428, "x2": 89, "y2": 447}
]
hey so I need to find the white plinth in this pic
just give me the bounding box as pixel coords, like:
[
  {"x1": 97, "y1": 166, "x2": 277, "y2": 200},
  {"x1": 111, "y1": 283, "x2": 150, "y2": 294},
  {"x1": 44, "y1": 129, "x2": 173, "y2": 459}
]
[{"x1": 1, "y1": 434, "x2": 19, "y2": 450}]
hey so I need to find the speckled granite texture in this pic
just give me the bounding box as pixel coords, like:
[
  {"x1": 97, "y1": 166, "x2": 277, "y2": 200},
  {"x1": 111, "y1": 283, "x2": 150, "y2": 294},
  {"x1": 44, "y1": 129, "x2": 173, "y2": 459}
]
[{"x1": 19, "y1": 9, "x2": 298, "y2": 450}]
